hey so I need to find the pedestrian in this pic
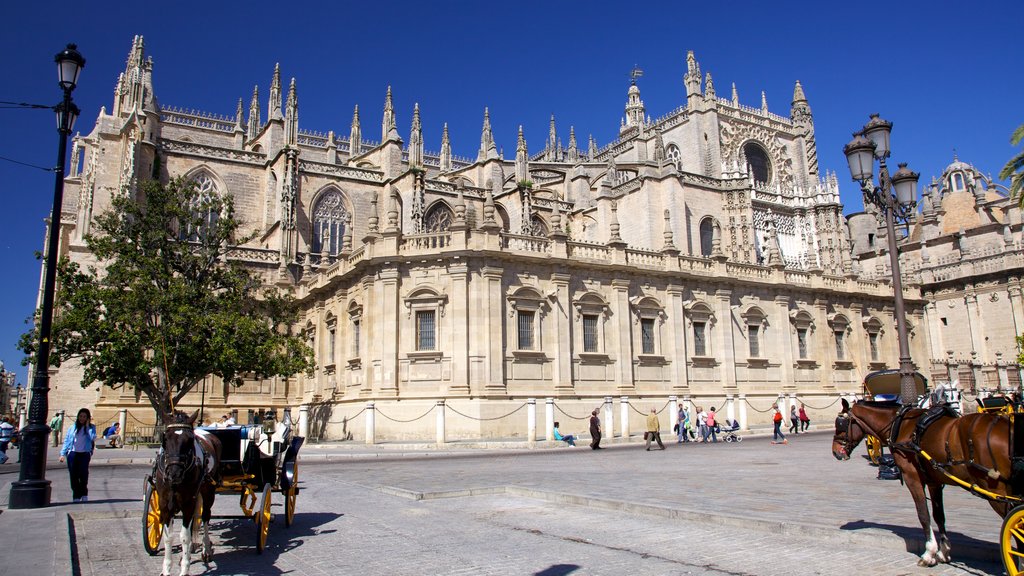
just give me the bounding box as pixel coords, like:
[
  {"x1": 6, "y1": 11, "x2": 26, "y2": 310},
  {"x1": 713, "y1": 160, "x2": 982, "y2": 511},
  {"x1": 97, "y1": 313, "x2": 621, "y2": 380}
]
[
  {"x1": 553, "y1": 422, "x2": 577, "y2": 447},
  {"x1": 49, "y1": 410, "x2": 64, "y2": 447},
  {"x1": 0, "y1": 416, "x2": 14, "y2": 464},
  {"x1": 589, "y1": 409, "x2": 603, "y2": 450},
  {"x1": 696, "y1": 406, "x2": 708, "y2": 442},
  {"x1": 772, "y1": 404, "x2": 788, "y2": 444},
  {"x1": 707, "y1": 406, "x2": 719, "y2": 443},
  {"x1": 677, "y1": 404, "x2": 689, "y2": 443},
  {"x1": 799, "y1": 403, "x2": 810, "y2": 432},
  {"x1": 103, "y1": 422, "x2": 122, "y2": 448},
  {"x1": 59, "y1": 408, "x2": 96, "y2": 502},
  {"x1": 789, "y1": 405, "x2": 800, "y2": 434},
  {"x1": 645, "y1": 408, "x2": 665, "y2": 450}
]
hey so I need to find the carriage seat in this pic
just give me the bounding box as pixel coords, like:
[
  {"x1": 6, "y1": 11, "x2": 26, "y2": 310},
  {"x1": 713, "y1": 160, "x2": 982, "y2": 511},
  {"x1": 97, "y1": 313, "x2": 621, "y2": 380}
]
[{"x1": 198, "y1": 425, "x2": 259, "y2": 477}]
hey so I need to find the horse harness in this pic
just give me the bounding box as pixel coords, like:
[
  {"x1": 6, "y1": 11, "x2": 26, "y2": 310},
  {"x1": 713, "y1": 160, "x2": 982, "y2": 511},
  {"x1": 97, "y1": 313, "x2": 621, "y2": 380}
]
[{"x1": 157, "y1": 424, "x2": 217, "y2": 488}]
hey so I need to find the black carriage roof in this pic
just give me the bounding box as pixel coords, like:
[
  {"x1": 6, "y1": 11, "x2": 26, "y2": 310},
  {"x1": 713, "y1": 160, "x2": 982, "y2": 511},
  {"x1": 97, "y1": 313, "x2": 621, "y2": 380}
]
[{"x1": 862, "y1": 369, "x2": 929, "y2": 397}]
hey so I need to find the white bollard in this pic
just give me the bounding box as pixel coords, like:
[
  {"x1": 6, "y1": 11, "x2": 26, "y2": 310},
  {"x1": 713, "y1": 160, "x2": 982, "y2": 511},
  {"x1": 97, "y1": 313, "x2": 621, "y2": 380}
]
[
  {"x1": 738, "y1": 395, "x2": 748, "y2": 430},
  {"x1": 604, "y1": 397, "x2": 614, "y2": 439},
  {"x1": 365, "y1": 402, "x2": 375, "y2": 445},
  {"x1": 436, "y1": 401, "x2": 446, "y2": 445},
  {"x1": 669, "y1": 396, "x2": 679, "y2": 435},
  {"x1": 299, "y1": 404, "x2": 309, "y2": 438},
  {"x1": 725, "y1": 395, "x2": 735, "y2": 426},
  {"x1": 527, "y1": 398, "x2": 537, "y2": 443},
  {"x1": 620, "y1": 396, "x2": 630, "y2": 439},
  {"x1": 18, "y1": 407, "x2": 26, "y2": 430},
  {"x1": 119, "y1": 409, "x2": 127, "y2": 443},
  {"x1": 545, "y1": 398, "x2": 555, "y2": 441}
]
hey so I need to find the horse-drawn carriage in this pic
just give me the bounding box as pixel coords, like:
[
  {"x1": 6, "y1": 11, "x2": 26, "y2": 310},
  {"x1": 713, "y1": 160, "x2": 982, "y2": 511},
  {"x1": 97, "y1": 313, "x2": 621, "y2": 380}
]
[
  {"x1": 144, "y1": 410, "x2": 303, "y2": 574},
  {"x1": 861, "y1": 369, "x2": 929, "y2": 465},
  {"x1": 834, "y1": 371, "x2": 1024, "y2": 574}
]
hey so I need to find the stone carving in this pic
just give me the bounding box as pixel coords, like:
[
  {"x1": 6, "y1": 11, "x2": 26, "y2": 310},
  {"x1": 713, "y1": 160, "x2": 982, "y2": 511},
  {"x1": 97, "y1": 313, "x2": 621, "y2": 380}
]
[{"x1": 718, "y1": 121, "x2": 795, "y2": 189}]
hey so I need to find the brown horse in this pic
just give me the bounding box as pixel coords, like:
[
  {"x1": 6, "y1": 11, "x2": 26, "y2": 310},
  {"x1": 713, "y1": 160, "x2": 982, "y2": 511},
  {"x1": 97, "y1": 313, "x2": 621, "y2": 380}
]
[
  {"x1": 156, "y1": 410, "x2": 221, "y2": 576},
  {"x1": 832, "y1": 398, "x2": 1013, "y2": 567}
]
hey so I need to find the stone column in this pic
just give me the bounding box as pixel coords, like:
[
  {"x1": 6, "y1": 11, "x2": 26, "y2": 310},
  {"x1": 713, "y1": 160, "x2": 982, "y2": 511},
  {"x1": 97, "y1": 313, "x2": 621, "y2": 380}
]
[
  {"x1": 620, "y1": 396, "x2": 630, "y2": 438},
  {"x1": 611, "y1": 280, "x2": 634, "y2": 392},
  {"x1": 448, "y1": 262, "x2": 470, "y2": 394},
  {"x1": 298, "y1": 404, "x2": 309, "y2": 438},
  {"x1": 119, "y1": 409, "x2": 127, "y2": 442},
  {"x1": 365, "y1": 401, "x2": 375, "y2": 445},
  {"x1": 378, "y1": 265, "x2": 400, "y2": 395},
  {"x1": 717, "y1": 289, "x2": 737, "y2": 389},
  {"x1": 551, "y1": 273, "x2": 573, "y2": 392},
  {"x1": 435, "y1": 400, "x2": 446, "y2": 445},
  {"x1": 666, "y1": 284, "x2": 689, "y2": 392},
  {"x1": 545, "y1": 398, "x2": 555, "y2": 441},
  {"x1": 482, "y1": 265, "x2": 506, "y2": 393},
  {"x1": 814, "y1": 298, "x2": 834, "y2": 389},
  {"x1": 603, "y1": 397, "x2": 614, "y2": 439},
  {"x1": 738, "y1": 394, "x2": 748, "y2": 430},
  {"x1": 527, "y1": 398, "x2": 537, "y2": 443},
  {"x1": 775, "y1": 295, "x2": 794, "y2": 389},
  {"x1": 923, "y1": 292, "x2": 944, "y2": 363}
]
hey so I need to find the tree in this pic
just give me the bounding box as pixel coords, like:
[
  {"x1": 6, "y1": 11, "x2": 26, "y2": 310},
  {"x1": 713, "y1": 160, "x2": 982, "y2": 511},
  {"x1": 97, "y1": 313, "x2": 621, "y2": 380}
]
[
  {"x1": 20, "y1": 178, "x2": 315, "y2": 419},
  {"x1": 1000, "y1": 123, "x2": 1024, "y2": 208}
]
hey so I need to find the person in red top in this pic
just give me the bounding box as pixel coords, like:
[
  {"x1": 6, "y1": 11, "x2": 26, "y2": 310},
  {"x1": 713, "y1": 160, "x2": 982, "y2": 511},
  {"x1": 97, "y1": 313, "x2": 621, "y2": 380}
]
[
  {"x1": 771, "y1": 404, "x2": 788, "y2": 444},
  {"x1": 799, "y1": 403, "x2": 810, "y2": 432}
]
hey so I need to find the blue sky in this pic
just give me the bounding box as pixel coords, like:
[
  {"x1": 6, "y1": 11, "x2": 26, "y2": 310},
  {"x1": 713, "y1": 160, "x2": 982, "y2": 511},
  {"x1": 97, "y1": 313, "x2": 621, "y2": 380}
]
[{"x1": 0, "y1": 1, "x2": 1021, "y2": 392}]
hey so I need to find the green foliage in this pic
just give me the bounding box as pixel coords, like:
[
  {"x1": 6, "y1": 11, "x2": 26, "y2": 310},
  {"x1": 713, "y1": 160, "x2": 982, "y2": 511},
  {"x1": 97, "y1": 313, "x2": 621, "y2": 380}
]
[
  {"x1": 19, "y1": 178, "x2": 315, "y2": 417},
  {"x1": 1000, "y1": 123, "x2": 1024, "y2": 209},
  {"x1": 517, "y1": 180, "x2": 534, "y2": 189}
]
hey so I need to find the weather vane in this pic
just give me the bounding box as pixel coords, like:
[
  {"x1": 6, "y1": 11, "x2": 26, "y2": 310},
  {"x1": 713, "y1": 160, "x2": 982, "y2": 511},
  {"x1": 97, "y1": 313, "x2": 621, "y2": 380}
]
[{"x1": 630, "y1": 65, "x2": 644, "y2": 85}]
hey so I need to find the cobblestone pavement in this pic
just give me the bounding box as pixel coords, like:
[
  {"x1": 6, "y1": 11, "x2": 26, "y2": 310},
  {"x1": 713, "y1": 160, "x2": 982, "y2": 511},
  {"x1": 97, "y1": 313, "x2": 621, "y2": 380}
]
[{"x1": 0, "y1": 432, "x2": 1013, "y2": 575}]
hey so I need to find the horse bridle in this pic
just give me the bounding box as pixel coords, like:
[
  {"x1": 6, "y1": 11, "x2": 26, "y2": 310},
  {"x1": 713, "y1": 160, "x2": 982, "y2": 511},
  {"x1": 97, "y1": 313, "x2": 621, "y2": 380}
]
[
  {"x1": 157, "y1": 423, "x2": 198, "y2": 479},
  {"x1": 835, "y1": 406, "x2": 890, "y2": 457}
]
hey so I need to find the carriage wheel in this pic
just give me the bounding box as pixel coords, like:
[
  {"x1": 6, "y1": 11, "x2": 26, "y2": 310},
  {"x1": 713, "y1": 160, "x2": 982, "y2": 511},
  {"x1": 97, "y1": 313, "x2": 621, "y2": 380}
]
[
  {"x1": 1002, "y1": 504, "x2": 1024, "y2": 575},
  {"x1": 284, "y1": 460, "x2": 298, "y2": 527},
  {"x1": 143, "y1": 482, "x2": 163, "y2": 556},
  {"x1": 734, "y1": 435, "x2": 743, "y2": 443},
  {"x1": 255, "y1": 483, "x2": 272, "y2": 554},
  {"x1": 866, "y1": 436, "x2": 882, "y2": 465}
]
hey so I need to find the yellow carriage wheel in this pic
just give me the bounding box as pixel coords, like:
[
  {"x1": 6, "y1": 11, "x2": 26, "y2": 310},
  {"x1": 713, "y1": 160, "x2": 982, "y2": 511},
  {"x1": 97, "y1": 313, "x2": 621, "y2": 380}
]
[
  {"x1": 1003, "y1": 504, "x2": 1024, "y2": 576},
  {"x1": 143, "y1": 482, "x2": 163, "y2": 556},
  {"x1": 284, "y1": 460, "x2": 298, "y2": 527},
  {"x1": 866, "y1": 435, "x2": 882, "y2": 465},
  {"x1": 255, "y1": 483, "x2": 272, "y2": 554}
]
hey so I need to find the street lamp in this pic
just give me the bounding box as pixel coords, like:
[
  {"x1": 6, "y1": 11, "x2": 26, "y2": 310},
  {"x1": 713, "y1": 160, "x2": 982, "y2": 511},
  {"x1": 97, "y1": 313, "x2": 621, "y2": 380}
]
[
  {"x1": 8, "y1": 44, "x2": 84, "y2": 509},
  {"x1": 843, "y1": 113, "x2": 920, "y2": 404}
]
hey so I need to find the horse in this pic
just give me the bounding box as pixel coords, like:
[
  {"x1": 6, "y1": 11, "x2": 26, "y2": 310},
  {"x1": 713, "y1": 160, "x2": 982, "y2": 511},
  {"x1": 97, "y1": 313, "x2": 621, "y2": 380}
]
[
  {"x1": 155, "y1": 410, "x2": 221, "y2": 576},
  {"x1": 831, "y1": 398, "x2": 1013, "y2": 567}
]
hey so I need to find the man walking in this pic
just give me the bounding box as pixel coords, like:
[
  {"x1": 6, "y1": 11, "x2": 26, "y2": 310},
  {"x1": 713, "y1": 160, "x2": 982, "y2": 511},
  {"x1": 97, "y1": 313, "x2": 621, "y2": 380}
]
[
  {"x1": 589, "y1": 409, "x2": 603, "y2": 450},
  {"x1": 645, "y1": 408, "x2": 665, "y2": 451},
  {"x1": 49, "y1": 410, "x2": 64, "y2": 447}
]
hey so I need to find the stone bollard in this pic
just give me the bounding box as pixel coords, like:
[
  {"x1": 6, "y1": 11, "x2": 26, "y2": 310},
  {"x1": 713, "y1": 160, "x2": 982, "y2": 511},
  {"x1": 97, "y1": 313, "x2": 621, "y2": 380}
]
[
  {"x1": 620, "y1": 396, "x2": 630, "y2": 439},
  {"x1": 18, "y1": 406, "x2": 26, "y2": 430},
  {"x1": 527, "y1": 398, "x2": 537, "y2": 443},
  {"x1": 119, "y1": 409, "x2": 127, "y2": 443},
  {"x1": 545, "y1": 398, "x2": 554, "y2": 441},
  {"x1": 604, "y1": 397, "x2": 614, "y2": 439},
  {"x1": 669, "y1": 396, "x2": 679, "y2": 435},
  {"x1": 436, "y1": 400, "x2": 446, "y2": 445},
  {"x1": 738, "y1": 395, "x2": 748, "y2": 430},
  {"x1": 365, "y1": 402, "x2": 375, "y2": 445},
  {"x1": 298, "y1": 404, "x2": 309, "y2": 438}
]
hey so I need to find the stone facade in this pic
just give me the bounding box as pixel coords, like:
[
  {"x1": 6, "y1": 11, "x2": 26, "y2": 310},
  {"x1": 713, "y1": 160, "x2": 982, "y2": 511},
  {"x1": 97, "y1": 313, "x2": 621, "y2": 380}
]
[{"x1": 40, "y1": 37, "x2": 1018, "y2": 441}]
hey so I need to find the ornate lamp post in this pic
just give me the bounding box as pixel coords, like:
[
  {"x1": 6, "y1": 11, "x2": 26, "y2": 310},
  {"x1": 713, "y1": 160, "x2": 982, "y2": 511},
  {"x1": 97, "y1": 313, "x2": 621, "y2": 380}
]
[
  {"x1": 843, "y1": 114, "x2": 920, "y2": 404},
  {"x1": 8, "y1": 44, "x2": 84, "y2": 509}
]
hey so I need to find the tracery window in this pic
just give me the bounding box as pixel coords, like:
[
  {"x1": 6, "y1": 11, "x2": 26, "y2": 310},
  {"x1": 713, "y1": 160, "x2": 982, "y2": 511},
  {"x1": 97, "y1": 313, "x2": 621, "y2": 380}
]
[
  {"x1": 743, "y1": 141, "x2": 772, "y2": 185},
  {"x1": 530, "y1": 215, "x2": 548, "y2": 237},
  {"x1": 665, "y1": 144, "x2": 682, "y2": 170},
  {"x1": 181, "y1": 172, "x2": 220, "y2": 242},
  {"x1": 424, "y1": 203, "x2": 454, "y2": 232},
  {"x1": 699, "y1": 218, "x2": 714, "y2": 257},
  {"x1": 311, "y1": 189, "x2": 349, "y2": 256}
]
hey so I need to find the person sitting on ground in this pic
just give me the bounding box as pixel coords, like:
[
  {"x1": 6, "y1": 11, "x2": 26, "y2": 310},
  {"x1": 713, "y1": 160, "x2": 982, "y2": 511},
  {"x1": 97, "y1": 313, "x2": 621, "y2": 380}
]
[
  {"x1": 103, "y1": 422, "x2": 121, "y2": 448},
  {"x1": 552, "y1": 422, "x2": 577, "y2": 447},
  {"x1": 0, "y1": 416, "x2": 14, "y2": 464}
]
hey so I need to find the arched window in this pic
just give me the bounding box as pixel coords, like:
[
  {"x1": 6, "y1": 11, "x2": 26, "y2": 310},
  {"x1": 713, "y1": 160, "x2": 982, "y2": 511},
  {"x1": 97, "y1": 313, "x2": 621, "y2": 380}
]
[
  {"x1": 699, "y1": 218, "x2": 715, "y2": 257},
  {"x1": 311, "y1": 188, "x2": 349, "y2": 255},
  {"x1": 951, "y1": 172, "x2": 965, "y2": 192},
  {"x1": 665, "y1": 144, "x2": 682, "y2": 170},
  {"x1": 424, "y1": 203, "x2": 454, "y2": 232},
  {"x1": 530, "y1": 215, "x2": 548, "y2": 237},
  {"x1": 495, "y1": 204, "x2": 511, "y2": 232},
  {"x1": 181, "y1": 171, "x2": 220, "y2": 242},
  {"x1": 743, "y1": 141, "x2": 772, "y2": 185}
]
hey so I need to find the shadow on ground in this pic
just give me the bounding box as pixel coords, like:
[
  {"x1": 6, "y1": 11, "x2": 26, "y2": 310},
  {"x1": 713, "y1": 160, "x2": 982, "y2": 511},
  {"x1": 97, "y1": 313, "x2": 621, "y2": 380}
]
[{"x1": 840, "y1": 519, "x2": 1001, "y2": 573}]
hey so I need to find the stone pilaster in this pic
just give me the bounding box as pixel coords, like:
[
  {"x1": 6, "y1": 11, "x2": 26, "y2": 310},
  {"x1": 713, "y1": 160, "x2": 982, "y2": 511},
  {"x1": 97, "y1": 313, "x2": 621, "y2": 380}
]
[
  {"x1": 666, "y1": 284, "x2": 689, "y2": 392},
  {"x1": 551, "y1": 273, "x2": 573, "y2": 393},
  {"x1": 814, "y1": 298, "x2": 834, "y2": 390},
  {"x1": 481, "y1": 264, "x2": 506, "y2": 393},
  {"x1": 377, "y1": 264, "x2": 400, "y2": 396},
  {"x1": 448, "y1": 261, "x2": 470, "y2": 395},
  {"x1": 717, "y1": 289, "x2": 737, "y2": 390},
  {"x1": 611, "y1": 279, "x2": 634, "y2": 392},
  {"x1": 775, "y1": 295, "x2": 794, "y2": 388}
]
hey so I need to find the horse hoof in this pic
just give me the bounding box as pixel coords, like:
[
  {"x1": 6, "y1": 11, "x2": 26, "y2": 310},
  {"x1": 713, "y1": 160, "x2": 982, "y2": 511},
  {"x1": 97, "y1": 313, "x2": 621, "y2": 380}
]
[{"x1": 917, "y1": 558, "x2": 937, "y2": 567}]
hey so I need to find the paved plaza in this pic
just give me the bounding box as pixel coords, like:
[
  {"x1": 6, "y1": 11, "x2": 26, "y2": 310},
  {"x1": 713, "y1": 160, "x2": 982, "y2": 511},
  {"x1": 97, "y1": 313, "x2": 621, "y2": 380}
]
[{"x1": 0, "y1": 432, "x2": 1013, "y2": 575}]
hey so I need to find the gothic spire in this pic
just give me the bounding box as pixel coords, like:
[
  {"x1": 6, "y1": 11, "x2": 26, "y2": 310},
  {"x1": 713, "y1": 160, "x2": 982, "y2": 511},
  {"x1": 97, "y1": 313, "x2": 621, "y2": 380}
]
[
  {"x1": 684, "y1": 50, "x2": 702, "y2": 100},
  {"x1": 546, "y1": 114, "x2": 557, "y2": 161},
  {"x1": 567, "y1": 126, "x2": 579, "y2": 163},
  {"x1": 247, "y1": 85, "x2": 261, "y2": 139},
  {"x1": 235, "y1": 98, "x2": 244, "y2": 130},
  {"x1": 761, "y1": 90, "x2": 768, "y2": 113},
  {"x1": 349, "y1": 105, "x2": 362, "y2": 161},
  {"x1": 731, "y1": 83, "x2": 739, "y2": 105},
  {"x1": 409, "y1": 103, "x2": 423, "y2": 168},
  {"x1": 269, "y1": 63, "x2": 282, "y2": 121},
  {"x1": 588, "y1": 134, "x2": 598, "y2": 160},
  {"x1": 515, "y1": 125, "x2": 529, "y2": 183},
  {"x1": 285, "y1": 78, "x2": 298, "y2": 146},
  {"x1": 477, "y1": 107, "x2": 498, "y2": 161},
  {"x1": 623, "y1": 81, "x2": 645, "y2": 132},
  {"x1": 704, "y1": 72, "x2": 716, "y2": 99},
  {"x1": 662, "y1": 209, "x2": 677, "y2": 252},
  {"x1": 790, "y1": 80, "x2": 812, "y2": 120},
  {"x1": 654, "y1": 127, "x2": 666, "y2": 165},
  {"x1": 382, "y1": 86, "x2": 398, "y2": 142},
  {"x1": 439, "y1": 122, "x2": 452, "y2": 172}
]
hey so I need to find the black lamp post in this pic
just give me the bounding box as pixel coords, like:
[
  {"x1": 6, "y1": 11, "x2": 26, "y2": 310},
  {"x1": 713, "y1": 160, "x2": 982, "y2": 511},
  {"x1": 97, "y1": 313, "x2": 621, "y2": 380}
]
[
  {"x1": 843, "y1": 114, "x2": 920, "y2": 404},
  {"x1": 8, "y1": 44, "x2": 84, "y2": 509}
]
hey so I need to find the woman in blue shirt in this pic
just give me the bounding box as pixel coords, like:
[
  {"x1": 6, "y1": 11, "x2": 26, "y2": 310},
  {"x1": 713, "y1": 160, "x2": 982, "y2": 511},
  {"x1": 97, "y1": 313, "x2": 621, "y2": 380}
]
[
  {"x1": 59, "y1": 408, "x2": 96, "y2": 502},
  {"x1": 552, "y1": 422, "x2": 577, "y2": 447}
]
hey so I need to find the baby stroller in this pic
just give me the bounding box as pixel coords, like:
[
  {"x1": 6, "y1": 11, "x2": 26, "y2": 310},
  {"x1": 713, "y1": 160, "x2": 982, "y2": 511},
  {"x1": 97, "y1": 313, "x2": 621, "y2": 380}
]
[{"x1": 718, "y1": 420, "x2": 742, "y2": 443}]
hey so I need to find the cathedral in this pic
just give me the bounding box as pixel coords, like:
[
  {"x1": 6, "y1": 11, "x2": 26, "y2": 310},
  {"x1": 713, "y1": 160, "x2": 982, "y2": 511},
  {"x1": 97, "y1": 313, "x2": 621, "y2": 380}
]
[{"x1": 44, "y1": 37, "x2": 1021, "y2": 441}]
